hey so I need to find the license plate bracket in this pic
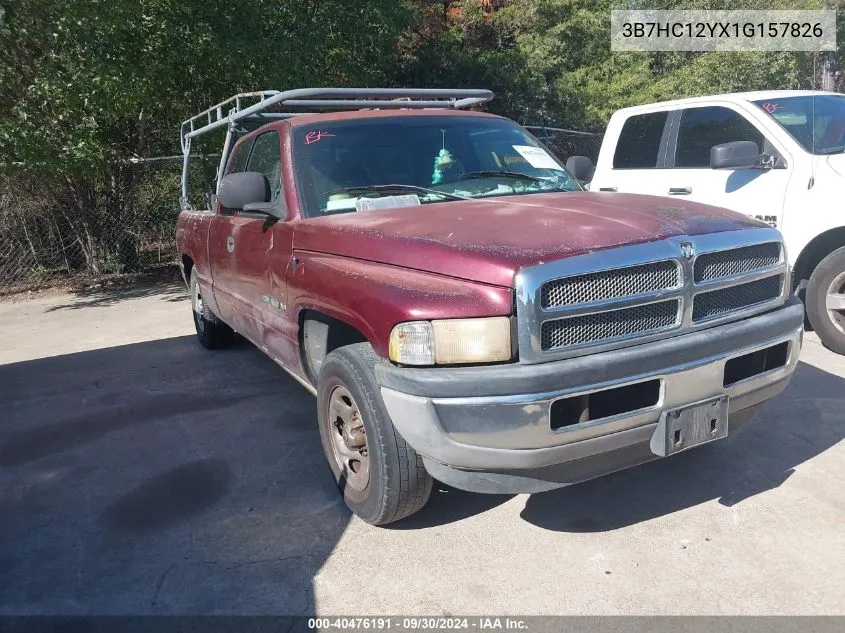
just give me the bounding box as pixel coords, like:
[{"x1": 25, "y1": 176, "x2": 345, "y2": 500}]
[{"x1": 650, "y1": 396, "x2": 729, "y2": 457}]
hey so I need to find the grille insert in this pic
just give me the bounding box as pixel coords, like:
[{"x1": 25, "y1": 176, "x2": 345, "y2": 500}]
[
  {"x1": 541, "y1": 260, "x2": 679, "y2": 309},
  {"x1": 694, "y1": 242, "x2": 781, "y2": 283},
  {"x1": 541, "y1": 300, "x2": 680, "y2": 351},
  {"x1": 693, "y1": 275, "x2": 782, "y2": 322}
]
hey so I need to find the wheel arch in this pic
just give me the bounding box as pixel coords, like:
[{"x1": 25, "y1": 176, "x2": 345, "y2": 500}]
[
  {"x1": 299, "y1": 309, "x2": 369, "y2": 384},
  {"x1": 792, "y1": 226, "x2": 845, "y2": 289},
  {"x1": 181, "y1": 253, "x2": 194, "y2": 286}
]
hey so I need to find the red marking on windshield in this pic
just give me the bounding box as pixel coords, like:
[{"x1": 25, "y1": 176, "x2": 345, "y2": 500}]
[
  {"x1": 761, "y1": 102, "x2": 781, "y2": 114},
  {"x1": 305, "y1": 130, "x2": 336, "y2": 145}
]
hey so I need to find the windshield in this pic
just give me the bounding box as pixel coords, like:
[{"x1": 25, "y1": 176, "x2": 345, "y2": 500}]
[
  {"x1": 753, "y1": 95, "x2": 845, "y2": 155},
  {"x1": 292, "y1": 115, "x2": 580, "y2": 217}
]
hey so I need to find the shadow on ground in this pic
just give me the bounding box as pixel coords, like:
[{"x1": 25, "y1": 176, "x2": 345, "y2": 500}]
[
  {"x1": 518, "y1": 360, "x2": 845, "y2": 532},
  {"x1": 1, "y1": 331, "x2": 842, "y2": 613},
  {"x1": 0, "y1": 336, "x2": 349, "y2": 615},
  {"x1": 44, "y1": 278, "x2": 187, "y2": 312},
  {"x1": 390, "y1": 359, "x2": 844, "y2": 532}
]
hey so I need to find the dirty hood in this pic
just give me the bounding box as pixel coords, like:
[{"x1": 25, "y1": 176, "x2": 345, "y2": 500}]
[{"x1": 293, "y1": 192, "x2": 766, "y2": 288}]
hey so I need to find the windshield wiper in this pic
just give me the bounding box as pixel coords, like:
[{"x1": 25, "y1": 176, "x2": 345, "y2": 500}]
[
  {"x1": 819, "y1": 147, "x2": 845, "y2": 155},
  {"x1": 458, "y1": 171, "x2": 544, "y2": 183},
  {"x1": 326, "y1": 184, "x2": 470, "y2": 201}
]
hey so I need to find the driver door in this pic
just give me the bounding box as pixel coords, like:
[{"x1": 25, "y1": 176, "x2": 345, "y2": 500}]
[
  {"x1": 228, "y1": 129, "x2": 296, "y2": 358},
  {"x1": 208, "y1": 136, "x2": 253, "y2": 322},
  {"x1": 661, "y1": 105, "x2": 793, "y2": 229}
]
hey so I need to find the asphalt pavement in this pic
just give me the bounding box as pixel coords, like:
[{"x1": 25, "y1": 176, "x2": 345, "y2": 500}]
[{"x1": 1, "y1": 281, "x2": 843, "y2": 615}]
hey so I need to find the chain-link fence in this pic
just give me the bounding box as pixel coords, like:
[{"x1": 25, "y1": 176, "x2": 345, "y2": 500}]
[
  {"x1": 0, "y1": 125, "x2": 600, "y2": 295},
  {"x1": 525, "y1": 126, "x2": 604, "y2": 166},
  {"x1": 0, "y1": 157, "x2": 222, "y2": 295}
]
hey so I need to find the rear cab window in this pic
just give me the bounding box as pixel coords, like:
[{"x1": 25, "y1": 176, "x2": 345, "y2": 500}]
[{"x1": 613, "y1": 112, "x2": 668, "y2": 169}]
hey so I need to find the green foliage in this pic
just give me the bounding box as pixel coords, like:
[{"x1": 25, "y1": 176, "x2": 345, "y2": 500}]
[
  {"x1": 0, "y1": 0, "x2": 413, "y2": 277},
  {"x1": 0, "y1": 0, "x2": 842, "y2": 285}
]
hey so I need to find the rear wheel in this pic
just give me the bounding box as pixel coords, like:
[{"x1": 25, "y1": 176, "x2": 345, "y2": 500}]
[
  {"x1": 806, "y1": 246, "x2": 845, "y2": 355},
  {"x1": 317, "y1": 343, "x2": 433, "y2": 525},
  {"x1": 190, "y1": 267, "x2": 235, "y2": 349}
]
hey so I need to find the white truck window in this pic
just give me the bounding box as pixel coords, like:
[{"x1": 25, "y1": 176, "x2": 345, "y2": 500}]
[
  {"x1": 675, "y1": 107, "x2": 764, "y2": 168},
  {"x1": 613, "y1": 112, "x2": 667, "y2": 169}
]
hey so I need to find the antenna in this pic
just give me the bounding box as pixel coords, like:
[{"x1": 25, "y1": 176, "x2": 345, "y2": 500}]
[{"x1": 810, "y1": 57, "x2": 818, "y2": 190}]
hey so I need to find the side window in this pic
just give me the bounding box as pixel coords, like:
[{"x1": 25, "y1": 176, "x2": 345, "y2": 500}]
[
  {"x1": 246, "y1": 131, "x2": 283, "y2": 204},
  {"x1": 218, "y1": 139, "x2": 254, "y2": 215},
  {"x1": 675, "y1": 106, "x2": 764, "y2": 168},
  {"x1": 225, "y1": 139, "x2": 252, "y2": 175},
  {"x1": 613, "y1": 112, "x2": 668, "y2": 169}
]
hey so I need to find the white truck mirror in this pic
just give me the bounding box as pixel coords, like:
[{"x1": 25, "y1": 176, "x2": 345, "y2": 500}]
[{"x1": 710, "y1": 141, "x2": 761, "y2": 170}]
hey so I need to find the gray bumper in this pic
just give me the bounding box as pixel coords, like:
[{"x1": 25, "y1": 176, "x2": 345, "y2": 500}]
[{"x1": 376, "y1": 297, "x2": 804, "y2": 493}]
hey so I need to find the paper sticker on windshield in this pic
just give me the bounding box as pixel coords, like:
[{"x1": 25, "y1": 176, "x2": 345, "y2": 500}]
[{"x1": 513, "y1": 145, "x2": 563, "y2": 170}]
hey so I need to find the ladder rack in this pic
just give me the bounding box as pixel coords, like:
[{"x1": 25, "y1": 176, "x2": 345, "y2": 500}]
[
  {"x1": 179, "y1": 88, "x2": 494, "y2": 152},
  {"x1": 178, "y1": 87, "x2": 494, "y2": 210}
]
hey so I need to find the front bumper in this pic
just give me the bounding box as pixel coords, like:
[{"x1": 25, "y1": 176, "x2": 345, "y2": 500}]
[{"x1": 376, "y1": 296, "x2": 804, "y2": 494}]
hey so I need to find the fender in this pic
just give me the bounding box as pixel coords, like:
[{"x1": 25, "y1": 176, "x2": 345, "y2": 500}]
[
  {"x1": 176, "y1": 211, "x2": 222, "y2": 316},
  {"x1": 287, "y1": 251, "x2": 513, "y2": 358}
]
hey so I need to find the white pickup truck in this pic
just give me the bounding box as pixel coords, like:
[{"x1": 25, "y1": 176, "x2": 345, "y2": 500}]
[{"x1": 572, "y1": 90, "x2": 845, "y2": 354}]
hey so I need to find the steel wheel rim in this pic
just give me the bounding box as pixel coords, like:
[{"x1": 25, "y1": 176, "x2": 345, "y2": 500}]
[
  {"x1": 192, "y1": 281, "x2": 206, "y2": 333},
  {"x1": 326, "y1": 385, "x2": 370, "y2": 492},
  {"x1": 826, "y1": 270, "x2": 845, "y2": 335}
]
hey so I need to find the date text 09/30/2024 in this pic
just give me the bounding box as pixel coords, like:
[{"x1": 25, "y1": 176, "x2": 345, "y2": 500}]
[{"x1": 307, "y1": 617, "x2": 529, "y2": 630}]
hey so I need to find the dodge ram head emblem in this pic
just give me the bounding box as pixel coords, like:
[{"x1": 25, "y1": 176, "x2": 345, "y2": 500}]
[{"x1": 680, "y1": 241, "x2": 696, "y2": 261}]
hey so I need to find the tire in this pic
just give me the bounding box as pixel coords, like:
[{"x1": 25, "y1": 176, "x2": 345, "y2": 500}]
[
  {"x1": 189, "y1": 267, "x2": 235, "y2": 349},
  {"x1": 805, "y1": 245, "x2": 845, "y2": 355},
  {"x1": 317, "y1": 343, "x2": 433, "y2": 525}
]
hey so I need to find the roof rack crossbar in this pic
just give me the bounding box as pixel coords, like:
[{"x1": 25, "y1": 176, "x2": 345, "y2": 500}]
[
  {"x1": 179, "y1": 88, "x2": 494, "y2": 152},
  {"x1": 180, "y1": 91, "x2": 280, "y2": 152},
  {"x1": 280, "y1": 97, "x2": 489, "y2": 110}
]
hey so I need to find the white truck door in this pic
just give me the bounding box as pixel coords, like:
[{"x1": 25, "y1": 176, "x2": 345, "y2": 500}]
[
  {"x1": 590, "y1": 110, "x2": 672, "y2": 195},
  {"x1": 661, "y1": 104, "x2": 793, "y2": 229}
]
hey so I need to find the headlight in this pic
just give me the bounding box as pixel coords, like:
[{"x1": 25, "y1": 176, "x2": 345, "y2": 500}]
[{"x1": 389, "y1": 317, "x2": 512, "y2": 366}]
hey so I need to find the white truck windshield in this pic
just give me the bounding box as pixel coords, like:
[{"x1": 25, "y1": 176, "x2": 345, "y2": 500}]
[{"x1": 753, "y1": 95, "x2": 845, "y2": 155}]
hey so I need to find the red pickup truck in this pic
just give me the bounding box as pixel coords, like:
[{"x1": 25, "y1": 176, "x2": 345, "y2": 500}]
[{"x1": 176, "y1": 89, "x2": 804, "y2": 525}]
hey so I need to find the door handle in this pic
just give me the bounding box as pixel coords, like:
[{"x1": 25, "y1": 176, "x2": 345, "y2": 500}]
[
  {"x1": 598, "y1": 187, "x2": 617, "y2": 192},
  {"x1": 668, "y1": 187, "x2": 692, "y2": 195},
  {"x1": 226, "y1": 236, "x2": 235, "y2": 253}
]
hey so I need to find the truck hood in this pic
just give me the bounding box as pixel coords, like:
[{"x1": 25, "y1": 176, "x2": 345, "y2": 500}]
[{"x1": 293, "y1": 192, "x2": 766, "y2": 288}]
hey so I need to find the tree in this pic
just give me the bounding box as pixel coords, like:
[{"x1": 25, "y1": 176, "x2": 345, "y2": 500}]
[{"x1": 0, "y1": 0, "x2": 412, "y2": 275}]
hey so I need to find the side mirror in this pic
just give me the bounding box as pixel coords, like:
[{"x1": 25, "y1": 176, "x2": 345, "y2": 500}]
[
  {"x1": 217, "y1": 172, "x2": 274, "y2": 212},
  {"x1": 710, "y1": 141, "x2": 761, "y2": 170},
  {"x1": 566, "y1": 155, "x2": 595, "y2": 185}
]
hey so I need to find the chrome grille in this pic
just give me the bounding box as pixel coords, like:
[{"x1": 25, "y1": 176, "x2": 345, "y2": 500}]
[
  {"x1": 516, "y1": 228, "x2": 788, "y2": 364},
  {"x1": 693, "y1": 275, "x2": 782, "y2": 322},
  {"x1": 694, "y1": 242, "x2": 781, "y2": 283},
  {"x1": 541, "y1": 300, "x2": 680, "y2": 351},
  {"x1": 541, "y1": 260, "x2": 679, "y2": 309}
]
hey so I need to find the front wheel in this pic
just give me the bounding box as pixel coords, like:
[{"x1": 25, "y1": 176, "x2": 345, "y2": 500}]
[
  {"x1": 806, "y1": 246, "x2": 845, "y2": 355},
  {"x1": 317, "y1": 343, "x2": 433, "y2": 525}
]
